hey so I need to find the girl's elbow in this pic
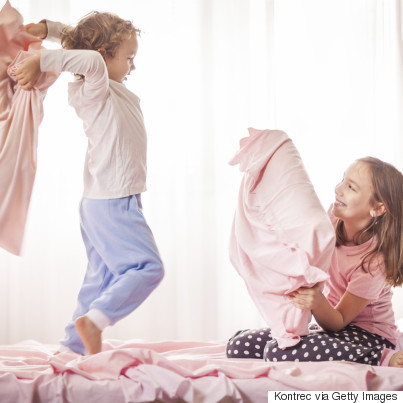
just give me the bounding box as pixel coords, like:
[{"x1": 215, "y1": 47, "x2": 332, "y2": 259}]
[
  {"x1": 320, "y1": 323, "x2": 345, "y2": 332},
  {"x1": 318, "y1": 316, "x2": 350, "y2": 332}
]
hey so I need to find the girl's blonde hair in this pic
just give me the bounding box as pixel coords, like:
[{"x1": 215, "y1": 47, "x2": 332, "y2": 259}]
[
  {"x1": 335, "y1": 157, "x2": 403, "y2": 286},
  {"x1": 61, "y1": 11, "x2": 140, "y2": 59}
]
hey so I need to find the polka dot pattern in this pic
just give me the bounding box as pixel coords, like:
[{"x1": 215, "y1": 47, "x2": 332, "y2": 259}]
[
  {"x1": 226, "y1": 328, "x2": 272, "y2": 359},
  {"x1": 226, "y1": 324, "x2": 394, "y2": 366},
  {"x1": 264, "y1": 325, "x2": 393, "y2": 365}
]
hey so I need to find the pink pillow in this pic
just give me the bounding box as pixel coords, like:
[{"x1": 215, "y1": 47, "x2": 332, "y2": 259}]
[{"x1": 229, "y1": 128, "x2": 335, "y2": 348}]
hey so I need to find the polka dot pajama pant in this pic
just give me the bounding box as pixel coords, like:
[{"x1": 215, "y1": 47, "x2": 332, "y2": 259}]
[{"x1": 226, "y1": 324, "x2": 395, "y2": 365}]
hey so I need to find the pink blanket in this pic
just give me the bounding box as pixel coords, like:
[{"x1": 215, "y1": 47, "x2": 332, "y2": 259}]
[
  {"x1": 0, "y1": 0, "x2": 58, "y2": 255},
  {"x1": 229, "y1": 128, "x2": 335, "y2": 348},
  {"x1": 0, "y1": 338, "x2": 402, "y2": 402}
]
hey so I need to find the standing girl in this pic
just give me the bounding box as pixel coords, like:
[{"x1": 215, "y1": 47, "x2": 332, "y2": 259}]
[
  {"x1": 227, "y1": 152, "x2": 403, "y2": 367},
  {"x1": 16, "y1": 12, "x2": 164, "y2": 355}
]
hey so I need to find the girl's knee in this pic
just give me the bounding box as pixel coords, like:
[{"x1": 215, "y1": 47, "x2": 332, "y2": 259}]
[
  {"x1": 124, "y1": 258, "x2": 164, "y2": 289},
  {"x1": 226, "y1": 330, "x2": 251, "y2": 359},
  {"x1": 145, "y1": 259, "x2": 164, "y2": 287},
  {"x1": 227, "y1": 328, "x2": 271, "y2": 359},
  {"x1": 226, "y1": 329, "x2": 245, "y2": 358},
  {"x1": 154, "y1": 262, "x2": 164, "y2": 284}
]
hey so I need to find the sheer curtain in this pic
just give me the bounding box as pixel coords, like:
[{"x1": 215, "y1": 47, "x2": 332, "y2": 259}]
[{"x1": 0, "y1": 0, "x2": 402, "y2": 345}]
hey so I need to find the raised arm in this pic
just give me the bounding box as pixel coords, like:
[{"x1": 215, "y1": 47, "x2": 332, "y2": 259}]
[
  {"x1": 25, "y1": 22, "x2": 47, "y2": 39},
  {"x1": 25, "y1": 20, "x2": 69, "y2": 43},
  {"x1": 41, "y1": 49, "x2": 109, "y2": 99},
  {"x1": 17, "y1": 18, "x2": 108, "y2": 97},
  {"x1": 15, "y1": 49, "x2": 108, "y2": 98}
]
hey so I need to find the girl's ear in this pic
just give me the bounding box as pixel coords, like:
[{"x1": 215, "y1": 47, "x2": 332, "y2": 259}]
[{"x1": 370, "y1": 203, "x2": 386, "y2": 218}]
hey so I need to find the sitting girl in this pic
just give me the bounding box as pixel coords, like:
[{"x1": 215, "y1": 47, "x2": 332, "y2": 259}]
[{"x1": 227, "y1": 133, "x2": 403, "y2": 367}]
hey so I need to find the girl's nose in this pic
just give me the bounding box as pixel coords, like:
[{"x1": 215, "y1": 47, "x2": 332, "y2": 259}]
[{"x1": 335, "y1": 182, "x2": 343, "y2": 195}]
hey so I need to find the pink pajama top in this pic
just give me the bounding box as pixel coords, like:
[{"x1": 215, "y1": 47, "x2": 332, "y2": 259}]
[
  {"x1": 325, "y1": 212, "x2": 399, "y2": 345},
  {"x1": 41, "y1": 21, "x2": 147, "y2": 199}
]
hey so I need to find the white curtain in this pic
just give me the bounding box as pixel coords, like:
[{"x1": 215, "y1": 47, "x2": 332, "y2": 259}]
[{"x1": 1, "y1": 0, "x2": 402, "y2": 345}]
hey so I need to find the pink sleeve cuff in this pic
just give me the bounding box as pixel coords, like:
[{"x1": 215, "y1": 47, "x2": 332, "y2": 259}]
[{"x1": 379, "y1": 347, "x2": 396, "y2": 366}]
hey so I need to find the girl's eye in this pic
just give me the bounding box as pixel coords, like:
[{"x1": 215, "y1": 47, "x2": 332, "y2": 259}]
[{"x1": 348, "y1": 184, "x2": 355, "y2": 191}]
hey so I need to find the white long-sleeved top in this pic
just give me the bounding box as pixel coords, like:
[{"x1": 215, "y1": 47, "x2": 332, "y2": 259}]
[{"x1": 41, "y1": 21, "x2": 147, "y2": 199}]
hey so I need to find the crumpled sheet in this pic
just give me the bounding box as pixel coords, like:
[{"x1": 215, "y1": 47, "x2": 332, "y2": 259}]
[
  {"x1": 0, "y1": 0, "x2": 58, "y2": 255},
  {"x1": 0, "y1": 338, "x2": 402, "y2": 403},
  {"x1": 229, "y1": 128, "x2": 336, "y2": 349}
]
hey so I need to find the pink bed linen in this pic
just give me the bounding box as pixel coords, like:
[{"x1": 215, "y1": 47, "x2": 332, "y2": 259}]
[
  {"x1": 0, "y1": 0, "x2": 58, "y2": 255},
  {"x1": 229, "y1": 128, "x2": 335, "y2": 349},
  {"x1": 0, "y1": 338, "x2": 402, "y2": 402}
]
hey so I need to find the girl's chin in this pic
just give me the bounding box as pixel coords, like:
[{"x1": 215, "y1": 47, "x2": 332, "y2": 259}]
[{"x1": 331, "y1": 205, "x2": 343, "y2": 219}]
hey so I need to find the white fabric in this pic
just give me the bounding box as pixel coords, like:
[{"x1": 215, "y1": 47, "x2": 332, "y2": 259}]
[
  {"x1": 45, "y1": 19, "x2": 65, "y2": 42},
  {"x1": 40, "y1": 22, "x2": 147, "y2": 199},
  {"x1": 87, "y1": 309, "x2": 110, "y2": 331}
]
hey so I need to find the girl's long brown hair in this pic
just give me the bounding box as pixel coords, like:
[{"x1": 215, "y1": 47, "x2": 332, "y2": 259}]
[{"x1": 335, "y1": 157, "x2": 403, "y2": 287}]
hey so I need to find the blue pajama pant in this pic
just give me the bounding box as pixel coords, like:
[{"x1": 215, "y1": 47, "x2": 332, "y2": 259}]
[{"x1": 60, "y1": 195, "x2": 164, "y2": 354}]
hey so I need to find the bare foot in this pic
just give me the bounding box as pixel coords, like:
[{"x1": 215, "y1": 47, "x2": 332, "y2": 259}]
[
  {"x1": 389, "y1": 350, "x2": 403, "y2": 367},
  {"x1": 75, "y1": 315, "x2": 102, "y2": 355}
]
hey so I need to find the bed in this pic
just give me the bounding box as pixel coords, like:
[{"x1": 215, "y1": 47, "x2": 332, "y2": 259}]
[{"x1": 1, "y1": 327, "x2": 402, "y2": 403}]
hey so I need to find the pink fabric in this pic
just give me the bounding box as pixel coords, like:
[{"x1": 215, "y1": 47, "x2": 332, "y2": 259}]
[
  {"x1": 324, "y1": 216, "x2": 398, "y2": 345},
  {"x1": 229, "y1": 128, "x2": 335, "y2": 349},
  {"x1": 0, "y1": 0, "x2": 58, "y2": 255},
  {"x1": 0, "y1": 338, "x2": 402, "y2": 402},
  {"x1": 380, "y1": 348, "x2": 397, "y2": 367}
]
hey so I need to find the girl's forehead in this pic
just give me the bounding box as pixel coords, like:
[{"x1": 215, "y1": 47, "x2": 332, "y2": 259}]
[
  {"x1": 347, "y1": 161, "x2": 368, "y2": 174},
  {"x1": 346, "y1": 161, "x2": 372, "y2": 185},
  {"x1": 121, "y1": 34, "x2": 138, "y2": 51}
]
